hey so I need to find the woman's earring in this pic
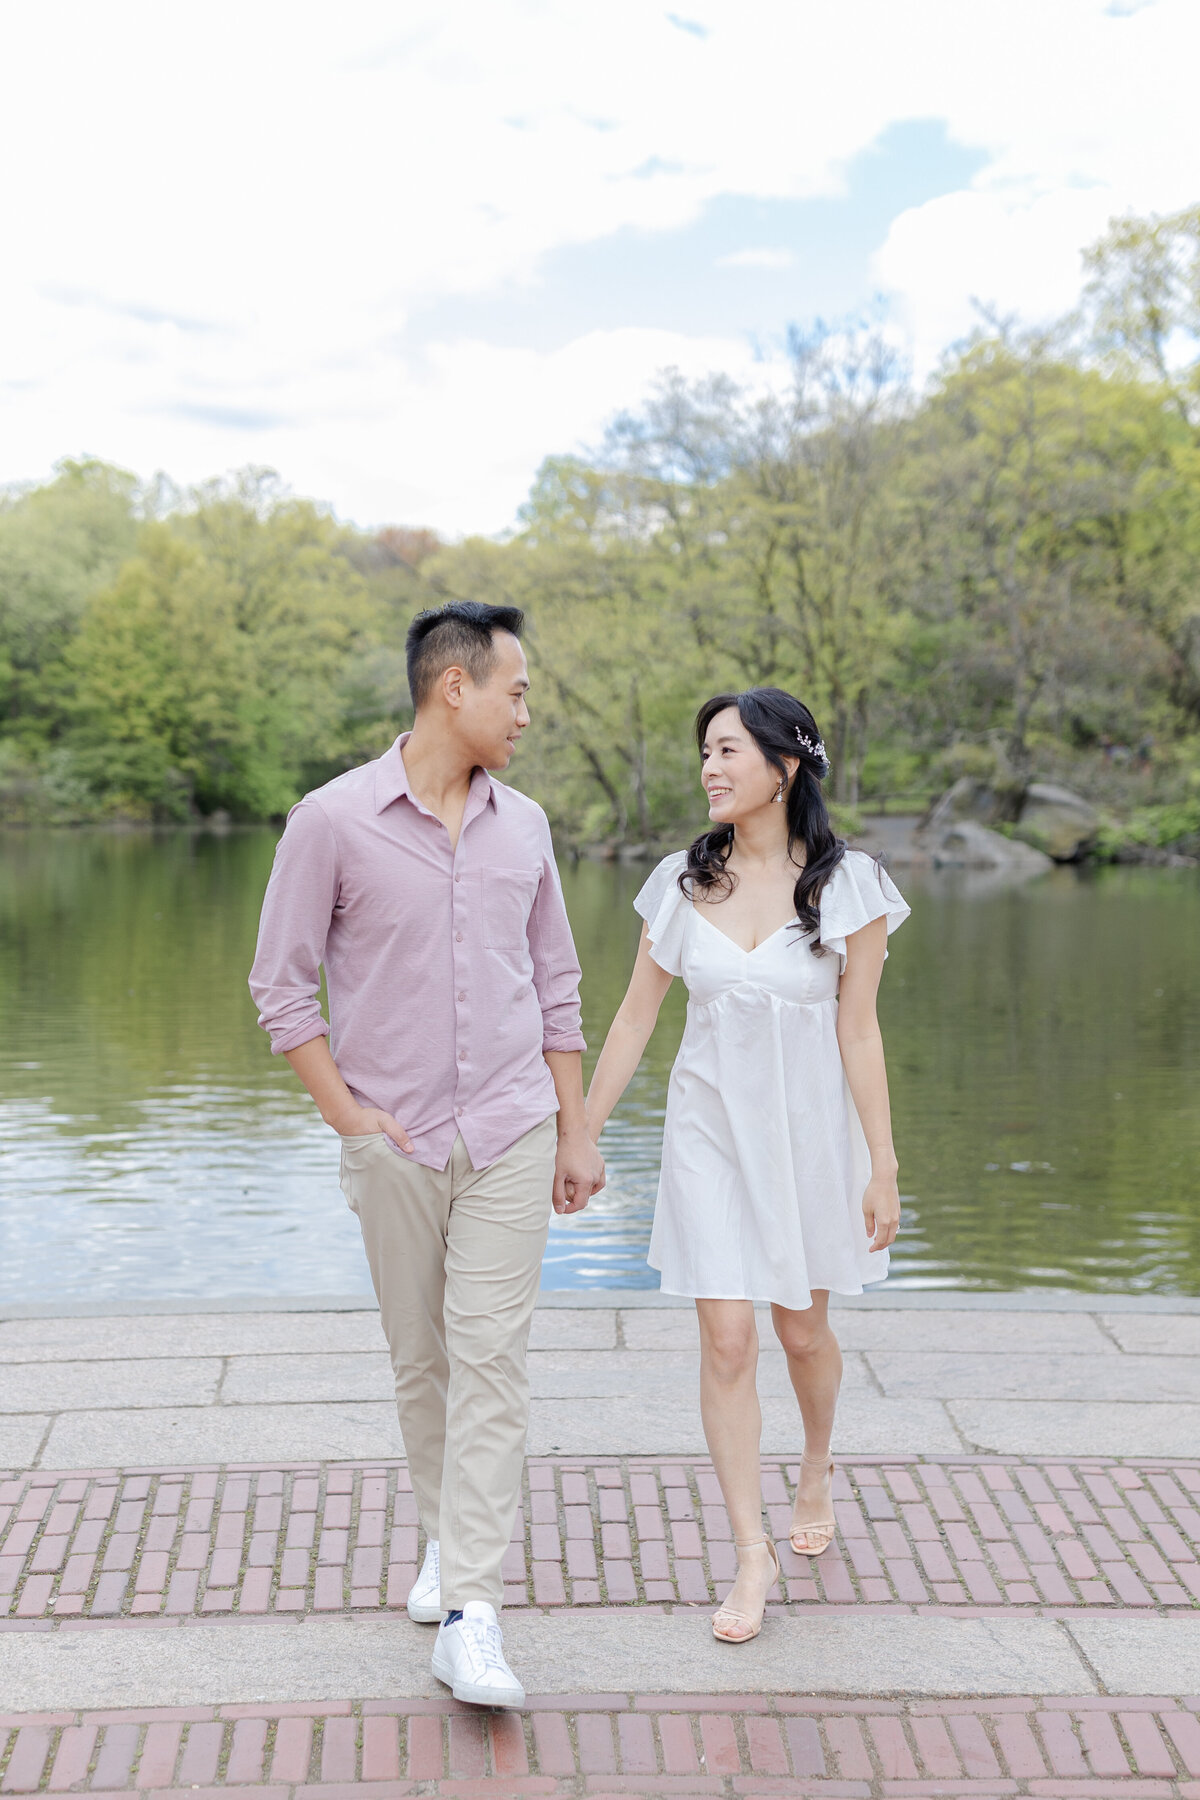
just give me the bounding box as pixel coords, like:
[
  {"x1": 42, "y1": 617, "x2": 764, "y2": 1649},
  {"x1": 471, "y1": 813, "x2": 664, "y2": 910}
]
[{"x1": 774, "y1": 779, "x2": 786, "y2": 803}]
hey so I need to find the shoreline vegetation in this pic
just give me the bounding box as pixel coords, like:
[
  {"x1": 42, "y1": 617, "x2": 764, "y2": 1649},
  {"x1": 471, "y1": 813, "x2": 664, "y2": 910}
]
[
  {"x1": 1, "y1": 807, "x2": 1194, "y2": 870},
  {"x1": 3, "y1": 207, "x2": 1199, "y2": 865}
]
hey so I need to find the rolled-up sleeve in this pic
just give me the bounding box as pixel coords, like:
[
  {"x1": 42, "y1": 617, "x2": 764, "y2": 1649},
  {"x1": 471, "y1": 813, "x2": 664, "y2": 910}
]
[
  {"x1": 528, "y1": 823, "x2": 587, "y2": 1055},
  {"x1": 248, "y1": 799, "x2": 338, "y2": 1055}
]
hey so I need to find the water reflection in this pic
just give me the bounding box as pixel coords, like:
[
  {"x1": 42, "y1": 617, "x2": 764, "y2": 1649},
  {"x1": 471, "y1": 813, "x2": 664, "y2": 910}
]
[{"x1": 0, "y1": 829, "x2": 1197, "y2": 1300}]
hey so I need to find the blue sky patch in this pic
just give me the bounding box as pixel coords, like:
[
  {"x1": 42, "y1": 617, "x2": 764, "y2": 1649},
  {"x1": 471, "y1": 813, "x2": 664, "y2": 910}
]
[{"x1": 410, "y1": 118, "x2": 988, "y2": 354}]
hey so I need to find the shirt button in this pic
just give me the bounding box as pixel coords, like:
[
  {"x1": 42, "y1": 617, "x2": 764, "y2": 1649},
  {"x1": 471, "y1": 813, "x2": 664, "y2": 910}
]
[
  {"x1": 454, "y1": 873, "x2": 462, "y2": 883},
  {"x1": 458, "y1": 991, "x2": 466, "y2": 1002},
  {"x1": 455, "y1": 931, "x2": 464, "y2": 942},
  {"x1": 456, "y1": 1106, "x2": 463, "y2": 1117},
  {"x1": 458, "y1": 1050, "x2": 467, "y2": 1061}
]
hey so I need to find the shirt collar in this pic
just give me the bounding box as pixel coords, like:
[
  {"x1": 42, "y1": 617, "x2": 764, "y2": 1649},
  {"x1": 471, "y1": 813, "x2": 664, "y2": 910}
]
[{"x1": 374, "y1": 733, "x2": 499, "y2": 817}]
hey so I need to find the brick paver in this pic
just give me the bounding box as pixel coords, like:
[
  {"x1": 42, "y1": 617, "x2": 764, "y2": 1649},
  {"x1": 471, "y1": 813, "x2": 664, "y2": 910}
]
[
  {"x1": 2, "y1": 1458, "x2": 1198, "y2": 1625},
  {"x1": 2, "y1": 1694, "x2": 1200, "y2": 1794}
]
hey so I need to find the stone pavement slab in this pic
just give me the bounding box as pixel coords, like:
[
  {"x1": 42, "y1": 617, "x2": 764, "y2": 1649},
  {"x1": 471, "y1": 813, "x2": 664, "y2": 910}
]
[
  {"x1": 950, "y1": 1399, "x2": 1200, "y2": 1459},
  {"x1": 218, "y1": 1355, "x2": 397, "y2": 1406},
  {"x1": 20, "y1": 1390, "x2": 963, "y2": 1466},
  {"x1": 1103, "y1": 1314, "x2": 1200, "y2": 1357},
  {"x1": 0, "y1": 1308, "x2": 616, "y2": 1364},
  {"x1": 0, "y1": 1314, "x2": 391, "y2": 1363},
  {"x1": 875, "y1": 1350, "x2": 1200, "y2": 1402},
  {"x1": 622, "y1": 1303, "x2": 1124, "y2": 1354},
  {"x1": 0, "y1": 1421, "x2": 48, "y2": 1469},
  {"x1": 0, "y1": 1610, "x2": 1097, "y2": 1710},
  {"x1": 1069, "y1": 1617, "x2": 1200, "y2": 1695},
  {"x1": 217, "y1": 1350, "x2": 877, "y2": 1408},
  {"x1": 8, "y1": 1293, "x2": 1199, "y2": 1464},
  {"x1": 2, "y1": 1359, "x2": 223, "y2": 1413},
  {"x1": 37, "y1": 1404, "x2": 405, "y2": 1471},
  {"x1": 529, "y1": 1392, "x2": 963, "y2": 1455},
  {"x1": 527, "y1": 1349, "x2": 879, "y2": 1401},
  {"x1": 836, "y1": 1306, "x2": 1124, "y2": 1354}
]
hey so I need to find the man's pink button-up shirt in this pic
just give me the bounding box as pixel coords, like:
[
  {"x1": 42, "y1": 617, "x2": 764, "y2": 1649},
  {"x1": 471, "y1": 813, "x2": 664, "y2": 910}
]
[{"x1": 248, "y1": 735, "x2": 586, "y2": 1171}]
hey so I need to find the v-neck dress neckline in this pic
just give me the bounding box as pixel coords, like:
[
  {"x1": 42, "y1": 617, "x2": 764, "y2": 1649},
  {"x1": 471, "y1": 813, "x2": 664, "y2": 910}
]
[{"x1": 689, "y1": 905, "x2": 797, "y2": 956}]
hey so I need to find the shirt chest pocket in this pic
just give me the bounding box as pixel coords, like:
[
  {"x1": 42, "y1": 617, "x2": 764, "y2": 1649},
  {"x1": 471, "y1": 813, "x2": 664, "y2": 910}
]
[{"x1": 482, "y1": 866, "x2": 540, "y2": 951}]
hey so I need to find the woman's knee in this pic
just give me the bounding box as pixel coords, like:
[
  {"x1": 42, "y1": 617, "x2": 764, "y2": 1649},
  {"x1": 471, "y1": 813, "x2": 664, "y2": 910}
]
[
  {"x1": 698, "y1": 1308, "x2": 758, "y2": 1381},
  {"x1": 772, "y1": 1302, "x2": 835, "y2": 1362}
]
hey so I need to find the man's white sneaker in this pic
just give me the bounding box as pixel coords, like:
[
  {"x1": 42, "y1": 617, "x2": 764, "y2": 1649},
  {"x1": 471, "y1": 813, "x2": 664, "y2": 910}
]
[
  {"x1": 431, "y1": 1602, "x2": 525, "y2": 1709},
  {"x1": 407, "y1": 1539, "x2": 441, "y2": 1624}
]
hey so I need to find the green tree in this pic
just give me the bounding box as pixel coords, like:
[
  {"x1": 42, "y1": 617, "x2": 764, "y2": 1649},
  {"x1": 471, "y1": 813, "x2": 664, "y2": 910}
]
[
  {"x1": 65, "y1": 481, "x2": 377, "y2": 819},
  {"x1": 602, "y1": 337, "x2": 912, "y2": 802},
  {"x1": 1082, "y1": 205, "x2": 1200, "y2": 424},
  {"x1": 179, "y1": 472, "x2": 380, "y2": 792},
  {"x1": 427, "y1": 496, "x2": 708, "y2": 845},
  {"x1": 67, "y1": 525, "x2": 261, "y2": 818},
  {"x1": 1079, "y1": 207, "x2": 1200, "y2": 729},
  {"x1": 0, "y1": 458, "x2": 141, "y2": 742},
  {"x1": 902, "y1": 333, "x2": 1176, "y2": 780}
]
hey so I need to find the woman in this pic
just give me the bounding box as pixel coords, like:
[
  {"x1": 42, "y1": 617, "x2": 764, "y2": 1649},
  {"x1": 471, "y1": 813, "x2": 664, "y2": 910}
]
[{"x1": 585, "y1": 687, "x2": 908, "y2": 1643}]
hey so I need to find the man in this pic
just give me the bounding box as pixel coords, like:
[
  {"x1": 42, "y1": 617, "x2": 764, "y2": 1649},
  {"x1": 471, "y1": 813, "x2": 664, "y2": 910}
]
[{"x1": 249, "y1": 600, "x2": 605, "y2": 1709}]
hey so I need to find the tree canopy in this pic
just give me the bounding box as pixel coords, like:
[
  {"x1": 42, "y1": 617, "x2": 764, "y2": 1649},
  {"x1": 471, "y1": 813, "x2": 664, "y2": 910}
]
[{"x1": 2, "y1": 208, "x2": 1199, "y2": 849}]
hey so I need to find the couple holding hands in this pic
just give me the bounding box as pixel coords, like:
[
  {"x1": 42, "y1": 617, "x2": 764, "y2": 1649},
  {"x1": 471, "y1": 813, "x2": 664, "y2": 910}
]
[{"x1": 250, "y1": 600, "x2": 908, "y2": 1710}]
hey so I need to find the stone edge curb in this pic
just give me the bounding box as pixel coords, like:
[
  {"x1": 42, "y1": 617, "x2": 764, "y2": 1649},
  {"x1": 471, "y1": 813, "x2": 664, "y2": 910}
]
[{"x1": 3, "y1": 1289, "x2": 1199, "y2": 1321}]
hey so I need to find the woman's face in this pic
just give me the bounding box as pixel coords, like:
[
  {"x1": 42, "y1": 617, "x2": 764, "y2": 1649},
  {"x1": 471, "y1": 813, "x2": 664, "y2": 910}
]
[{"x1": 699, "y1": 706, "x2": 783, "y2": 825}]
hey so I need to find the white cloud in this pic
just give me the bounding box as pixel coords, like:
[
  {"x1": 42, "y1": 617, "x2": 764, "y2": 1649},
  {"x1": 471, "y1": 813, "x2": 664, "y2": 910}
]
[
  {"x1": 1, "y1": 0, "x2": 1198, "y2": 531},
  {"x1": 873, "y1": 186, "x2": 1122, "y2": 375}
]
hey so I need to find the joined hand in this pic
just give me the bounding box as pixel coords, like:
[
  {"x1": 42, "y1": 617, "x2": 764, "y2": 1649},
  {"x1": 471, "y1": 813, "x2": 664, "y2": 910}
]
[{"x1": 554, "y1": 1126, "x2": 606, "y2": 1214}]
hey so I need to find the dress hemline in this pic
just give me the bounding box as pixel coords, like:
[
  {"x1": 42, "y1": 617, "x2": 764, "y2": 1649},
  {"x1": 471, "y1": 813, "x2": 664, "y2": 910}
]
[{"x1": 650, "y1": 1273, "x2": 889, "y2": 1310}]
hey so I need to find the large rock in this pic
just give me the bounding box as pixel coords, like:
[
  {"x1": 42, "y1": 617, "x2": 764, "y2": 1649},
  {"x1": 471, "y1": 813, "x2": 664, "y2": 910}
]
[
  {"x1": 923, "y1": 776, "x2": 1009, "y2": 833},
  {"x1": 1012, "y1": 783, "x2": 1100, "y2": 863},
  {"x1": 925, "y1": 819, "x2": 1053, "y2": 874}
]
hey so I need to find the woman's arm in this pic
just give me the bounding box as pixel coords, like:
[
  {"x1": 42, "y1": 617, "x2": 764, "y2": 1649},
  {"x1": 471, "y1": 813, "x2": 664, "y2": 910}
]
[
  {"x1": 834, "y1": 915, "x2": 901, "y2": 1251},
  {"x1": 585, "y1": 924, "x2": 675, "y2": 1140}
]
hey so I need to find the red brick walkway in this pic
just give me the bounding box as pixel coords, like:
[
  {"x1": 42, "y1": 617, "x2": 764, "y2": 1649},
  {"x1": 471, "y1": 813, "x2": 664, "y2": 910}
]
[
  {"x1": 4, "y1": 1693, "x2": 1200, "y2": 1795},
  {"x1": 3, "y1": 1458, "x2": 1198, "y2": 1625}
]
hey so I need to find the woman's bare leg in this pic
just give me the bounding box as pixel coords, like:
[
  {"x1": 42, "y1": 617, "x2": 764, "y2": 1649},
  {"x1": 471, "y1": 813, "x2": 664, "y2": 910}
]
[
  {"x1": 696, "y1": 1298, "x2": 777, "y2": 1635},
  {"x1": 771, "y1": 1291, "x2": 841, "y2": 1541}
]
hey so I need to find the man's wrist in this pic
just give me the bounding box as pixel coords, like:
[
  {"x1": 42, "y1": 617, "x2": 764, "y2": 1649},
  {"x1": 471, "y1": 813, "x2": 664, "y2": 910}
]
[{"x1": 323, "y1": 1098, "x2": 361, "y2": 1133}]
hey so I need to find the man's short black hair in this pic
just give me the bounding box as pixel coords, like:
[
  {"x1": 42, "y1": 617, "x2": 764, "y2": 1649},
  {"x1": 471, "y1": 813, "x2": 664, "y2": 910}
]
[{"x1": 405, "y1": 600, "x2": 525, "y2": 710}]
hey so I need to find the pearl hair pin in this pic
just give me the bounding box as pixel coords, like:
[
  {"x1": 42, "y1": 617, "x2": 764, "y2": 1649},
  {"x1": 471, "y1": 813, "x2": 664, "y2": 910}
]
[{"x1": 795, "y1": 727, "x2": 828, "y2": 765}]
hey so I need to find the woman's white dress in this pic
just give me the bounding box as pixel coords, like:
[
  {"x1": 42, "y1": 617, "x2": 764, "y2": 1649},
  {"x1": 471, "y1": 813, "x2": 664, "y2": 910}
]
[{"x1": 635, "y1": 849, "x2": 910, "y2": 1310}]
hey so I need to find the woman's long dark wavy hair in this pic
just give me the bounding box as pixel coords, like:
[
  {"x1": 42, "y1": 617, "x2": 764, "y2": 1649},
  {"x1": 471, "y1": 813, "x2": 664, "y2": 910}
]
[{"x1": 681, "y1": 687, "x2": 845, "y2": 949}]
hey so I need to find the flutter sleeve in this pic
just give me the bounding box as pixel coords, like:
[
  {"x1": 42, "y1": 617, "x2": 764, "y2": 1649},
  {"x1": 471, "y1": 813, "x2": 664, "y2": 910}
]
[
  {"x1": 818, "y1": 850, "x2": 910, "y2": 966},
  {"x1": 632, "y1": 850, "x2": 690, "y2": 977}
]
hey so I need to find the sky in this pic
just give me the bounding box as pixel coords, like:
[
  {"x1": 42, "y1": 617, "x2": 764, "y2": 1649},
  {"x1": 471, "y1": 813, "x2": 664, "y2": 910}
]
[{"x1": 2, "y1": 0, "x2": 1199, "y2": 537}]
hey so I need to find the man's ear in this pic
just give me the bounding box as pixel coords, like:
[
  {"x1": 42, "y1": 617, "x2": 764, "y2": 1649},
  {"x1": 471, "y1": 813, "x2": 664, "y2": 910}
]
[{"x1": 442, "y1": 664, "x2": 466, "y2": 709}]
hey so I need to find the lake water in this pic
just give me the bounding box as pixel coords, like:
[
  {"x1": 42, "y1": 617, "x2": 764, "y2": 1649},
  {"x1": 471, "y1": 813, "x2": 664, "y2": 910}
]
[{"x1": 1, "y1": 827, "x2": 1197, "y2": 1302}]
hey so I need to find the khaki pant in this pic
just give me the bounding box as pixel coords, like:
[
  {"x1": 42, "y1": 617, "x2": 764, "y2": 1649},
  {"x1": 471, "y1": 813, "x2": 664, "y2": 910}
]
[{"x1": 339, "y1": 1115, "x2": 556, "y2": 1611}]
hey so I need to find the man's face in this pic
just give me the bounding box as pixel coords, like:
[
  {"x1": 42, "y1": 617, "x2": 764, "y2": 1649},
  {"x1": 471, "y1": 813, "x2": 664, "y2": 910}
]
[{"x1": 458, "y1": 631, "x2": 531, "y2": 768}]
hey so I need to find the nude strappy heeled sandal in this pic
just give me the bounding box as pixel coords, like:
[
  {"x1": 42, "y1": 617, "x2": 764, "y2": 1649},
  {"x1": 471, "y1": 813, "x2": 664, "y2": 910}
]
[
  {"x1": 789, "y1": 1452, "x2": 837, "y2": 1558},
  {"x1": 712, "y1": 1537, "x2": 781, "y2": 1643}
]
